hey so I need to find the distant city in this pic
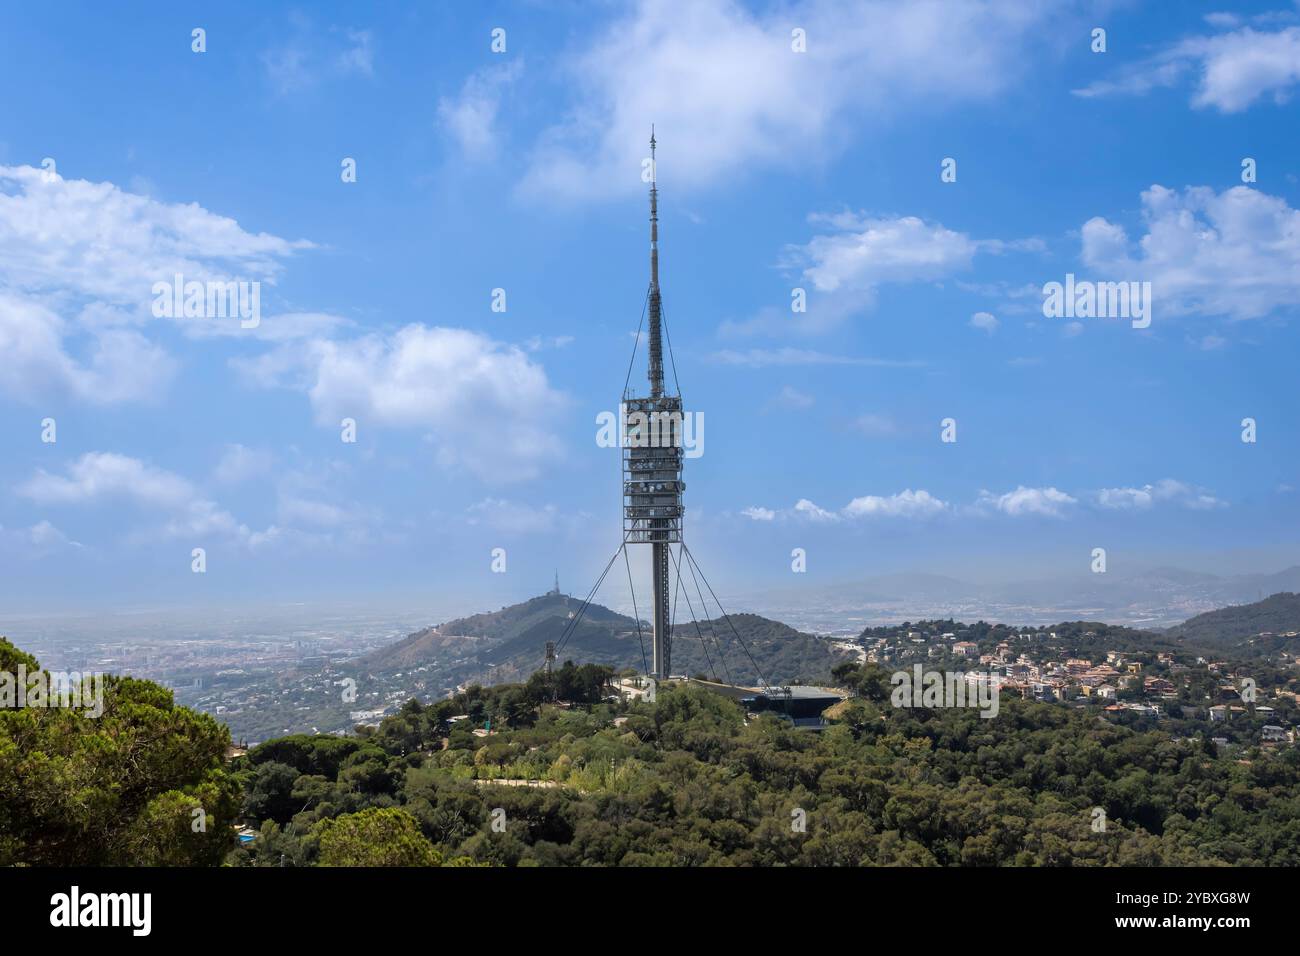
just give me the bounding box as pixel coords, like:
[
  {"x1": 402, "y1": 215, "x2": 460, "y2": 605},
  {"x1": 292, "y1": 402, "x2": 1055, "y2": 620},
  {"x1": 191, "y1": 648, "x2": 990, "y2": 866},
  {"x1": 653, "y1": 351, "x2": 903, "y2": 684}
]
[{"x1": 5, "y1": 561, "x2": 1294, "y2": 744}]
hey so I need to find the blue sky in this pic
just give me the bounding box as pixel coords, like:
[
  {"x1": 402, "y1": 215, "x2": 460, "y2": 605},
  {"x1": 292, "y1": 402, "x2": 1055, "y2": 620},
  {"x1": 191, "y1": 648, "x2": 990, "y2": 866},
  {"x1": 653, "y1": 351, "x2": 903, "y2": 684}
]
[{"x1": 0, "y1": 0, "x2": 1298, "y2": 615}]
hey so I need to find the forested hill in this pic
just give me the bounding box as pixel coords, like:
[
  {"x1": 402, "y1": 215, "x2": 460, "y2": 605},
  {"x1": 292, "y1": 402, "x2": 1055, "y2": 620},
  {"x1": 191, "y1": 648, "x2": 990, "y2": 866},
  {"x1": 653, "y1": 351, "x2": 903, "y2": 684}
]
[
  {"x1": 222, "y1": 662, "x2": 1300, "y2": 868},
  {"x1": 359, "y1": 593, "x2": 845, "y2": 687},
  {"x1": 1170, "y1": 592, "x2": 1300, "y2": 653}
]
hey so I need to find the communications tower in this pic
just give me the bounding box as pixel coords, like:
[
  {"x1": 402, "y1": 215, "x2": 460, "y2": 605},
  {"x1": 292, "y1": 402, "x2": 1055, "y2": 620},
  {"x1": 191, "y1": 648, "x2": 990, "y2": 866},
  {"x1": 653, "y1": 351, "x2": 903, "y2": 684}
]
[{"x1": 622, "y1": 131, "x2": 684, "y2": 680}]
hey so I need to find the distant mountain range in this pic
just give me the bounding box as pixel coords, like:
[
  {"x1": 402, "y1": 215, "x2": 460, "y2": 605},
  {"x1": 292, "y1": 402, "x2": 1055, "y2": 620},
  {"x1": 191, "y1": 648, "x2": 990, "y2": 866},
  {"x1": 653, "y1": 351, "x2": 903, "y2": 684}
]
[
  {"x1": 742, "y1": 566, "x2": 1300, "y2": 630},
  {"x1": 360, "y1": 592, "x2": 845, "y2": 687}
]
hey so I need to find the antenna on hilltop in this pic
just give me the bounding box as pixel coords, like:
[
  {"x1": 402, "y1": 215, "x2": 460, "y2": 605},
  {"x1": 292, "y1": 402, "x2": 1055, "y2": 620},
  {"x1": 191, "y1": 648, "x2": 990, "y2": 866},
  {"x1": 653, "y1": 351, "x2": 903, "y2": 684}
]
[{"x1": 546, "y1": 129, "x2": 770, "y2": 691}]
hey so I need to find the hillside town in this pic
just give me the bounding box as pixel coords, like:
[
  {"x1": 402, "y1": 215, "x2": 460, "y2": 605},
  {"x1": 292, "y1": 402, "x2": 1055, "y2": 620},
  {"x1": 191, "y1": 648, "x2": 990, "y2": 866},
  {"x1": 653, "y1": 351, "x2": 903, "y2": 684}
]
[{"x1": 860, "y1": 619, "x2": 1300, "y2": 748}]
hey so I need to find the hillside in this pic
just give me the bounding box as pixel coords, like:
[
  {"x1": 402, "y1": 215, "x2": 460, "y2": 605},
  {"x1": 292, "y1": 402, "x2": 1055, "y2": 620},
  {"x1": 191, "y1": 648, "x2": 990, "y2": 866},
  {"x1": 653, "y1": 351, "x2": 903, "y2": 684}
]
[
  {"x1": 361, "y1": 592, "x2": 614, "y2": 671},
  {"x1": 1171, "y1": 591, "x2": 1300, "y2": 653},
  {"x1": 672, "y1": 613, "x2": 842, "y2": 685},
  {"x1": 358, "y1": 592, "x2": 843, "y2": 687}
]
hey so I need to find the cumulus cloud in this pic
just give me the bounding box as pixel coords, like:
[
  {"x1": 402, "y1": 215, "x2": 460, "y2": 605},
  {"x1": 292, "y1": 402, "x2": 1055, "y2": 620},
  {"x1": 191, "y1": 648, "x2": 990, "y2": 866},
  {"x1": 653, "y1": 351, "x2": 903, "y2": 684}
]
[
  {"x1": 1074, "y1": 23, "x2": 1300, "y2": 112},
  {"x1": 976, "y1": 486, "x2": 1077, "y2": 517},
  {"x1": 17, "y1": 452, "x2": 273, "y2": 543},
  {"x1": 842, "y1": 489, "x2": 948, "y2": 518},
  {"x1": 1080, "y1": 185, "x2": 1300, "y2": 322},
  {"x1": 750, "y1": 489, "x2": 950, "y2": 522},
  {"x1": 1095, "y1": 479, "x2": 1226, "y2": 511},
  {"x1": 748, "y1": 481, "x2": 1226, "y2": 524},
  {"x1": 239, "y1": 325, "x2": 568, "y2": 482},
  {"x1": 0, "y1": 293, "x2": 176, "y2": 404},
  {"x1": 766, "y1": 212, "x2": 1036, "y2": 331},
  {"x1": 970, "y1": 311, "x2": 999, "y2": 334},
  {"x1": 794, "y1": 213, "x2": 983, "y2": 294},
  {"x1": 794, "y1": 498, "x2": 839, "y2": 522},
  {"x1": 0, "y1": 164, "x2": 314, "y2": 404},
  {"x1": 521, "y1": 0, "x2": 1079, "y2": 199},
  {"x1": 0, "y1": 165, "x2": 311, "y2": 303}
]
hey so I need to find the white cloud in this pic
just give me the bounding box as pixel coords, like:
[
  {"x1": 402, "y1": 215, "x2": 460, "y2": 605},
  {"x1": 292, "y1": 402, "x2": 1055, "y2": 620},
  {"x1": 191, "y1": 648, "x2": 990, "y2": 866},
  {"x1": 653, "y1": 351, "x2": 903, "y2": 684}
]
[
  {"x1": 754, "y1": 489, "x2": 949, "y2": 522},
  {"x1": 794, "y1": 213, "x2": 982, "y2": 294},
  {"x1": 772, "y1": 212, "x2": 1032, "y2": 330},
  {"x1": 977, "y1": 486, "x2": 1077, "y2": 517},
  {"x1": 1080, "y1": 185, "x2": 1300, "y2": 321},
  {"x1": 842, "y1": 489, "x2": 948, "y2": 518},
  {"x1": 242, "y1": 325, "x2": 568, "y2": 482},
  {"x1": 749, "y1": 481, "x2": 1224, "y2": 524},
  {"x1": 970, "y1": 311, "x2": 999, "y2": 334},
  {"x1": 0, "y1": 293, "x2": 176, "y2": 404},
  {"x1": 794, "y1": 498, "x2": 839, "y2": 522},
  {"x1": 1074, "y1": 24, "x2": 1300, "y2": 112},
  {"x1": 521, "y1": 0, "x2": 1078, "y2": 199},
  {"x1": 17, "y1": 452, "x2": 271, "y2": 542},
  {"x1": 0, "y1": 164, "x2": 312, "y2": 404},
  {"x1": 1095, "y1": 479, "x2": 1226, "y2": 511},
  {"x1": 439, "y1": 62, "x2": 522, "y2": 160},
  {"x1": 0, "y1": 165, "x2": 310, "y2": 303}
]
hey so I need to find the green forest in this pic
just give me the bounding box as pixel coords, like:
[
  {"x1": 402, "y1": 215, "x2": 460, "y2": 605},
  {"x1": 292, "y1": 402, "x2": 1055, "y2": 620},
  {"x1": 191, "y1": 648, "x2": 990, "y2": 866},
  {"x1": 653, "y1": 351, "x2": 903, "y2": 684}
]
[{"x1": 7, "y1": 634, "x2": 1296, "y2": 867}]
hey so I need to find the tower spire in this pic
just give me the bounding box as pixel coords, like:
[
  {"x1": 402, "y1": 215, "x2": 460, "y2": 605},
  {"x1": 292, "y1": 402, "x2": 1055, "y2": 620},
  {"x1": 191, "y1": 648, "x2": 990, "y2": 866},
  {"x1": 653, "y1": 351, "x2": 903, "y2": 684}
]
[{"x1": 647, "y1": 127, "x2": 664, "y2": 399}]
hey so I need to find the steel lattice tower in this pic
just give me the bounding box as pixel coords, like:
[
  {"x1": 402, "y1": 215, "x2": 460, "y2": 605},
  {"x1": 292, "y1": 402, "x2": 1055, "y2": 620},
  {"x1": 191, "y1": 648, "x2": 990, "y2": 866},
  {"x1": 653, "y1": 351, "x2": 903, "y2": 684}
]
[{"x1": 623, "y1": 131, "x2": 684, "y2": 680}]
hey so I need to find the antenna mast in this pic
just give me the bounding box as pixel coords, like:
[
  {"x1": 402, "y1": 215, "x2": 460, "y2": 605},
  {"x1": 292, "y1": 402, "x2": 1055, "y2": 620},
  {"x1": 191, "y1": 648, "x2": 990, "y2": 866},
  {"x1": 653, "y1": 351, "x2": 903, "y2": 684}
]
[{"x1": 647, "y1": 127, "x2": 665, "y2": 399}]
